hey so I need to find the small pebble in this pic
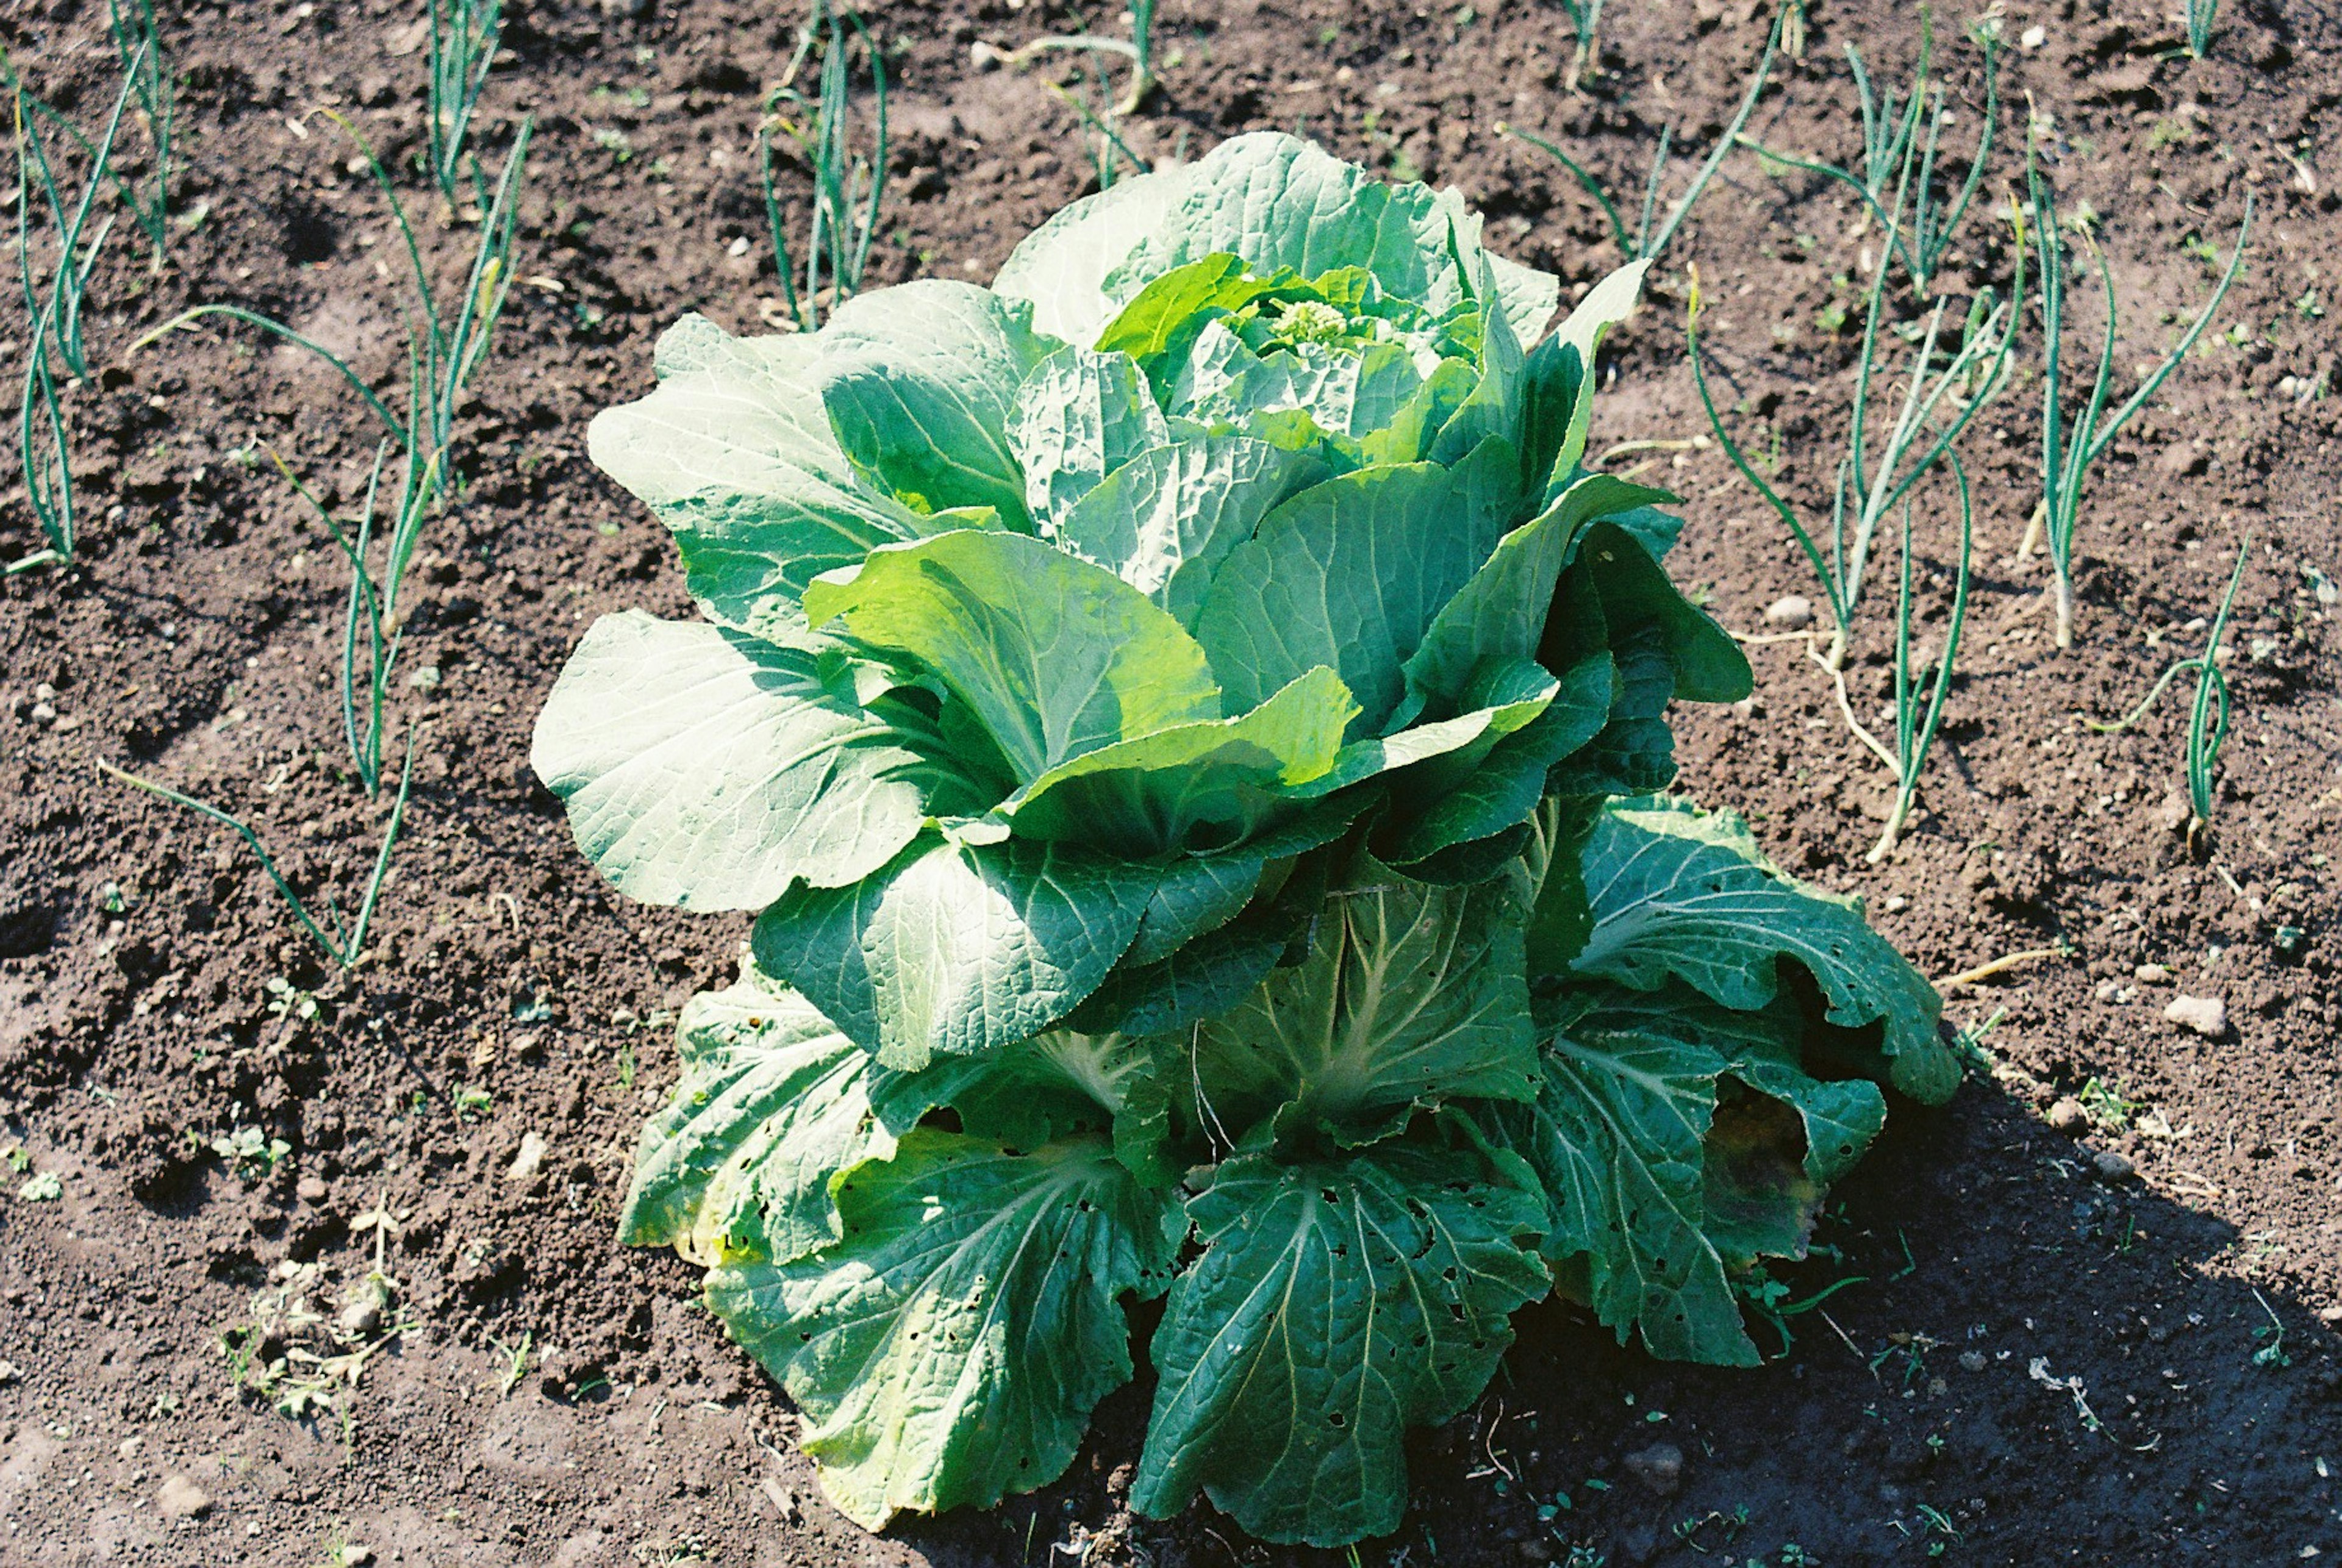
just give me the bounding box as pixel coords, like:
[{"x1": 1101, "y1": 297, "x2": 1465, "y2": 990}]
[
  {"x1": 32, "y1": 682, "x2": 56, "y2": 701},
  {"x1": 295, "y1": 1175, "x2": 328, "y2": 1203},
  {"x1": 156, "y1": 1475, "x2": 212, "y2": 1519},
  {"x1": 2047, "y1": 1098, "x2": 2087, "y2": 1133},
  {"x1": 2133, "y1": 962, "x2": 2172, "y2": 984},
  {"x1": 29, "y1": 703, "x2": 56, "y2": 725},
  {"x1": 1763, "y1": 593, "x2": 1814, "y2": 628},
  {"x1": 1958, "y1": 1351, "x2": 1988, "y2": 1373},
  {"x1": 1621, "y1": 1442, "x2": 1683, "y2": 1497},
  {"x1": 2093, "y1": 1150, "x2": 2135, "y2": 1180},
  {"x1": 506, "y1": 1131, "x2": 549, "y2": 1184},
  {"x1": 968, "y1": 40, "x2": 1007, "y2": 70},
  {"x1": 2163, "y1": 994, "x2": 2227, "y2": 1038}
]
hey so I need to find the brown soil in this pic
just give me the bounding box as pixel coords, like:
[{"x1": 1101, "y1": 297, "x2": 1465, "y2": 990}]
[{"x1": 3, "y1": 0, "x2": 2338, "y2": 1564}]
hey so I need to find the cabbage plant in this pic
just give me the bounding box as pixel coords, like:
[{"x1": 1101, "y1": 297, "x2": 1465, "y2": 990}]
[{"x1": 535, "y1": 134, "x2": 1955, "y2": 1547}]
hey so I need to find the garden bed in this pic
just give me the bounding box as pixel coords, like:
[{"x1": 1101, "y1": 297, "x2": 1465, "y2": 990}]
[{"x1": 2, "y1": 0, "x2": 2338, "y2": 1563}]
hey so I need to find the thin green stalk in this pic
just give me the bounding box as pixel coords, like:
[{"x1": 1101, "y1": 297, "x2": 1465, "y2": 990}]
[
  {"x1": 2028, "y1": 139, "x2": 2250, "y2": 648},
  {"x1": 13, "y1": 65, "x2": 137, "y2": 379},
  {"x1": 2085, "y1": 537, "x2": 2250, "y2": 851},
  {"x1": 106, "y1": 0, "x2": 173, "y2": 263},
  {"x1": 97, "y1": 729, "x2": 420, "y2": 968},
  {"x1": 1869, "y1": 453, "x2": 1973, "y2": 863},
  {"x1": 1741, "y1": 12, "x2": 1999, "y2": 296},
  {"x1": 129, "y1": 304, "x2": 404, "y2": 435},
  {"x1": 2185, "y1": 0, "x2": 2218, "y2": 59},
  {"x1": 1563, "y1": 0, "x2": 1605, "y2": 93},
  {"x1": 1690, "y1": 215, "x2": 2021, "y2": 669},
  {"x1": 428, "y1": 0, "x2": 504, "y2": 203},
  {"x1": 1504, "y1": 6, "x2": 1775, "y2": 263},
  {"x1": 762, "y1": 2, "x2": 887, "y2": 332}
]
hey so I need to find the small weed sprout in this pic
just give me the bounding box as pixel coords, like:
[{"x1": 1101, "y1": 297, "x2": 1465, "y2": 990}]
[
  {"x1": 2024, "y1": 136, "x2": 2250, "y2": 648},
  {"x1": 1740, "y1": 11, "x2": 2001, "y2": 298},
  {"x1": 428, "y1": 0, "x2": 506, "y2": 202},
  {"x1": 760, "y1": 1, "x2": 887, "y2": 332},
  {"x1": 492, "y1": 1331, "x2": 533, "y2": 1395},
  {"x1": 2085, "y1": 535, "x2": 2250, "y2": 855},
  {"x1": 209, "y1": 1126, "x2": 294, "y2": 1181},
  {"x1": 1502, "y1": 7, "x2": 1778, "y2": 266}
]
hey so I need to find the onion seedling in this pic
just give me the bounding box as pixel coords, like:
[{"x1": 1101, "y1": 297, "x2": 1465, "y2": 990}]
[
  {"x1": 9, "y1": 63, "x2": 137, "y2": 381},
  {"x1": 427, "y1": 0, "x2": 504, "y2": 204},
  {"x1": 1738, "y1": 11, "x2": 2000, "y2": 298},
  {"x1": 1865, "y1": 456, "x2": 1973, "y2": 862},
  {"x1": 2085, "y1": 535, "x2": 2249, "y2": 856},
  {"x1": 1688, "y1": 215, "x2": 2020, "y2": 670},
  {"x1": 105, "y1": 0, "x2": 174, "y2": 265},
  {"x1": 1560, "y1": 0, "x2": 1605, "y2": 93},
  {"x1": 759, "y1": 0, "x2": 886, "y2": 332},
  {"x1": 2185, "y1": 0, "x2": 2219, "y2": 59},
  {"x1": 1502, "y1": 7, "x2": 1777, "y2": 267},
  {"x1": 131, "y1": 120, "x2": 528, "y2": 790},
  {"x1": 97, "y1": 726, "x2": 420, "y2": 970},
  {"x1": 132, "y1": 118, "x2": 528, "y2": 502},
  {"x1": 2024, "y1": 140, "x2": 2250, "y2": 649}
]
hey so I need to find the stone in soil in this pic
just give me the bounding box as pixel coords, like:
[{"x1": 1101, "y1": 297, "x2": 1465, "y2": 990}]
[
  {"x1": 2047, "y1": 1097, "x2": 2088, "y2": 1133},
  {"x1": 156, "y1": 1476, "x2": 212, "y2": 1519},
  {"x1": 2163, "y1": 995, "x2": 2227, "y2": 1037},
  {"x1": 1764, "y1": 593, "x2": 1814, "y2": 627},
  {"x1": 1622, "y1": 1441, "x2": 1684, "y2": 1496}
]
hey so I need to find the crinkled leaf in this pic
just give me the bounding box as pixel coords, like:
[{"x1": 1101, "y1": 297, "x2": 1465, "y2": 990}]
[
  {"x1": 805, "y1": 529, "x2": 1222, "y2": 785},
  {"x1": 1194, "y1": 865, "x2": 1541, "y2": 1140},
  {"x1": 621, "y1": 964, "x2": 921, "y2": 1266},
  {"x1": 1128, "y1": 1145, "x2": 1549, "y2": 1545},
  {"x1": 1570, "y1": 796, "x2": 1953, "y2": 1101},
  {"x1": 709, "y1": 1131, "x2": 1183, "y2": 1530},
  {"x1": 818, "y1": 281, "x2": 1056, "y2": 527},
  {"x1": 1050, "y1": 430, "x2": 1317, "y2": 628},
  {"x1": 1007, "y1": 343, "x2": 1170, "y2": 526},
  {"x1": 1194, "y1": 440, "x2": 1519, "y2": 732},
  {"x1": 1003, "y1": 666, "x2": 1357, "y2": 855},
  {"x1": 532, "y1": 612, "x2": 936, "y2": 912},
  {"x1": 753, "y1": 831, "x2": 1156, "y2": 1070},
  {"x1": 1474, "y1": 983, "x2": 1886, "y2": 1367},
  {"x1": 1108, "y1": 132, "x2": 1556, "y2": 345}
]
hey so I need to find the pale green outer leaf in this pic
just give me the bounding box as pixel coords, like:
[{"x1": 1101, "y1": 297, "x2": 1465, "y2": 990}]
[
  {"x1": 1004, "y1": 666, "x2": 1358, "y2": 854},
  {"x1": 531, "y1": 611, "x2": 933, "y2": 912},
  {"x1": 1128, "y1": 1145, "x2": 1549, "y2": 1545},
  {"x1": 1193, "y1": 441, "x2": 1519, "y2": 732},
  {"x1": 1052, "y1": 431, "x2": 1313, "y2": 628},
  {"x1": 585, "y1": 315, "x2": 925, "y2": 636},
  {"x1": 709, "y1": 1131, "x2": 1184, "y2": 1530},
  {"x1": 1570, "y1": 796, "x2": 1954, "y2": 1101},
  {"x1": 1403, "y1": 474, "x2": 1677, "y2": 713},
  {"x1": 817, "y1": 281, "x2": 1056, "y2": 526},
  {"x1": 753, "y1": 831, "x2": 1157, "y2": 1070},
  {"x1": 1519, "y1": 260, "x2": 1650, "y2": 503},
  {"x1": 1006, "y1": 343, "x2": 1170, "y2": 527},
  {"x1": 1194, "y1": 867, "x2": 1540, "y2": 1137},
  {"x1": 993, "y1": 166, "x2": 1198, "y2": 348},
  {"x1": 621, "y1": 965, "x2": 918, "y2": 1266},
  {"x1": 805, "y1": 529, "x2": 1223, "y2": 786}
]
